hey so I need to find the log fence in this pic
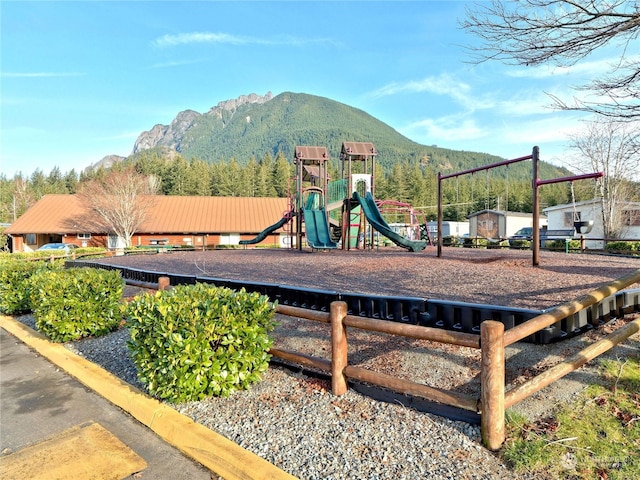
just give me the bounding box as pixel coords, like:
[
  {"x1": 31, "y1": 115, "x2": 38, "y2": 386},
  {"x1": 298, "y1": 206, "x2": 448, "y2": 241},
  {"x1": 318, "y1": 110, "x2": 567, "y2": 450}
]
[{"x1": 147, "y1": 269, "x2": 640, "y2": 450}]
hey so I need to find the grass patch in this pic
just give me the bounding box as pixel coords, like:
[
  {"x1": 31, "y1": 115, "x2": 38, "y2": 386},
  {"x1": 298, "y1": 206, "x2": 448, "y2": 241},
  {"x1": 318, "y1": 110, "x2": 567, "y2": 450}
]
[{"x1": 502, "y1": 356, "x2": 640, "y2": 479}]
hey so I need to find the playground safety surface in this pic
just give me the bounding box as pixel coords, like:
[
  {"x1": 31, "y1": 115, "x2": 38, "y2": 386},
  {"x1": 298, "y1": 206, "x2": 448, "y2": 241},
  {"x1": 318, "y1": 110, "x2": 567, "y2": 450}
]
[{"x1": 97, "y1": 246, "x2": 640, "y2": 311}]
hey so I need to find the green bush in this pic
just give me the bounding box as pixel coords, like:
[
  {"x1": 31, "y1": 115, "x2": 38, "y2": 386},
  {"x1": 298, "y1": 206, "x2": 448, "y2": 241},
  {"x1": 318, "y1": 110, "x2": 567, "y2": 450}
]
[
  {"x1": 29, "y1": 268, "x2": 124, "y2": 342},
  {"x1": 509, "y1": 239, "x2": 531, "y2": 249},
  {"x1": 442, "y1": 236, "x2": 455, "y2": 247},
  {"x1": 463, "y1": 237, "x2": 488, "y2": 248},
  {"x1": 544, "y1": 239, "x2": 578, "y2": 251},
  {"x1": 126, "y1": 283, "x2": 276, "y2": 402},
  {"x1": 74, "y1": 247, "x2": 109, "y2": 258},
  {"x1": 488, "y1": 240, "x2": 508, "y2": 249},
  {"x1": 0, "y1": 259, "x2": 62, "y2": 314},
  {"x1": 606, "y1": 241, "x2": 640, "y2": 255}
]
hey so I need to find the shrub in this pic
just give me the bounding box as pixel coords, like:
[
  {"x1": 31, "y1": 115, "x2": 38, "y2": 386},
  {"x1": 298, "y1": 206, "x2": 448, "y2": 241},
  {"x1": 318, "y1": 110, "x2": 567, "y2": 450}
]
[
  {"x1": 463, "y1": 237, "x2": 488, "y2": 248},
  {"x1": 74, "y1": 246, "x2": 110, "y2": 258},
  {"x1": 606, "y1": 241, "x2": 640, "y2": 255},
  {"x1": 544, "y1": 239, "x2": 579, "y2": 251},
  {"x1": 442, "y1": 236, "x2": 455, "y2": 247},
  {"x1": 0, "y1": 258, "x2": 62, "y2": 314},
  {"x1": 126, "y1": 283, "x2": 277, "y2": 402},
  {"x1": 29, "y1": 268, "x2": 124, "y2": 342},
  {"x1": 509, "y1": 239, "x2": 531, "y2": 249},
  {"x1": 488, "y1": 240, "x2": 508, "y2": 249}
]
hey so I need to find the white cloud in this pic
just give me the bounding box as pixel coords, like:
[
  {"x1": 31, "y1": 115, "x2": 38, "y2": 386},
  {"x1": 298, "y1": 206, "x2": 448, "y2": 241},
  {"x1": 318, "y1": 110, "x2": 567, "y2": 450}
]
[
  {"x1": 150, "y1": 59, "x2": 207, "y2": 69},
  {"x1": 368, "y1": 73, "x2": 498, "y2": 112},
  {"x1": 402, "y1": 114, "x2": 488, "y2": 143},
  {"x1": 500, "y1": 115, "x2": 583, "y2": 145},
  {"x1": 506, "y1": 55, "x2": 636, "y2": 80},
  {"x1": 152, "y1": 32, "x2": 337, "y2": 48},
  {"x1": 153, "y1": 32, "x2": 249, "y2": 47},
  {"x1": 1, "y1": 72, "x2": 84, "y2": 78}
]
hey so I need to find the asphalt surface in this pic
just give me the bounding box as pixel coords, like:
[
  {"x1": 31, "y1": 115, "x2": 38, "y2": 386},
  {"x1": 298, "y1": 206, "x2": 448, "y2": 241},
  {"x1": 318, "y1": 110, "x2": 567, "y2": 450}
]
[{"x1": 0, "y1": 326, "x2": 213, "y2": 480}]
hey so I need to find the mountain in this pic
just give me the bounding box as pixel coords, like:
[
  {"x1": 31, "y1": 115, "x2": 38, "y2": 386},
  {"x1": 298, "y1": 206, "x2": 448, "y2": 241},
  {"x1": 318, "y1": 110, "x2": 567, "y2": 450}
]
[{"x1": 99, "y1": 91, "x2": 569, "y2": 179}]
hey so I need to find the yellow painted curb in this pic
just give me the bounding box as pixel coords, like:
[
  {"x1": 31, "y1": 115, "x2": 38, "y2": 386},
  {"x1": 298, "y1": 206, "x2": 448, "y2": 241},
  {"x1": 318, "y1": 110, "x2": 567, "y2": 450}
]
[{"x1": 1, "y1": 316, "x2": 297, "y2": 480}]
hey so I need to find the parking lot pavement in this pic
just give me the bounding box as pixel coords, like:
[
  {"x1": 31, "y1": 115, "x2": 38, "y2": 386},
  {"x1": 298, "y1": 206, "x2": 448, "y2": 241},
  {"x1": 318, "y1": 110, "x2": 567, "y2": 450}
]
[{"x1": 0, "y1": 326, "x2": 214, "y2": 480}]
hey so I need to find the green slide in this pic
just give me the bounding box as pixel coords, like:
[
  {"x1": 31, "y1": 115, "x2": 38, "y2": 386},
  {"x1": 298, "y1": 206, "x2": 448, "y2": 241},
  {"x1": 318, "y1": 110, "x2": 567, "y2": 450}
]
[
  {"x1": 239, "y1": 212, "x2": 293, "y2": 245},
  {"x1": 353, "y1": 191, "x2": 427, "y2": 252},
  {"x1": 303, "y1": 208, "x2": 338, "y2": 249}
]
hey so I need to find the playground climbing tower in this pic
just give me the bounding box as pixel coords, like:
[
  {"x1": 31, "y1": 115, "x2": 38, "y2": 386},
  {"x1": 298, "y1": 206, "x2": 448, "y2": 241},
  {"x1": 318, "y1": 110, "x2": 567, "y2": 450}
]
[
  {"x1": 339, "y1": 142, "x2": 377, "y2": 250},
  {"x1": 293, "y1": 146, "x2": 333, "y2": 250}
]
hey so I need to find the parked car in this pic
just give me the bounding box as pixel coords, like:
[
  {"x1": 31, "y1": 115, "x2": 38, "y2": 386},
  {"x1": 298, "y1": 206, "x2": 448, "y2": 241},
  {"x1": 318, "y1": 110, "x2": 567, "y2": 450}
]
[
  {"x1": 508, "y1": 227, "x2": 533, "y2": 247},
  {"x1": 37, "y1": 243, "x2": 78, "y2": 252}
]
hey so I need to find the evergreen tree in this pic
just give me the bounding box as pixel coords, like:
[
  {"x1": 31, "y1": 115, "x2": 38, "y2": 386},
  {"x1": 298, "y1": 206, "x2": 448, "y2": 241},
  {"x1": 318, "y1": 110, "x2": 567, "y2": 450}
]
[
  {"x1": 272, "y1": 151, "x2": 292, "y2": 197},
  {"x1": 189, "y1": 159, "x2": 213, "y2": 196}
]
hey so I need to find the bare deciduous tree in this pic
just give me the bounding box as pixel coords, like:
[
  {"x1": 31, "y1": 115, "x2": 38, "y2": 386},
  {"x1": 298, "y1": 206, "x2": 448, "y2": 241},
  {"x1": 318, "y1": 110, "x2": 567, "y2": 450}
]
[
  {"x1": 78, "y1": 169, "x2": 157, "y2": 247},
  {"x1": 461, "y1": 0, "x2": 640, "y2": 120},
  {"x1": 567, "y1": 119, "x2": 640, "y2": 239}
]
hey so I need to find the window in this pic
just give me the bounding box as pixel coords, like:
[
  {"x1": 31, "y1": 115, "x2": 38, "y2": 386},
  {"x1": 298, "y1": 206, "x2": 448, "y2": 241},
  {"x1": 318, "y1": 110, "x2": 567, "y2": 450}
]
[
  {"x1": 563, "y1": 211, "x2": 580, "y2": 227},
  {"x1": 622, "y1": 209, "x2": 640, "y2": 226},
  {"x1": 220, "y1": 233, "x2": 240, "y2": 245},
  {"x1": 149, "y1": 238, "x2": 169, "y2": 246},
  {"x1": 25, "y1": 233, "x2": 36, "y2": 245},
  {"x1": 77, "y1": 233, "x2": 91, "y2": 240}
]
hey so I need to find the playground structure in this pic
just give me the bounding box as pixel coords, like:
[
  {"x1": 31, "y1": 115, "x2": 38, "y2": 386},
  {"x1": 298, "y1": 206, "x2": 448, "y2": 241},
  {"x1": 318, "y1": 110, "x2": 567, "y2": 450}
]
[
  {"x1": 243, "y1": 142, "x2": 427, "y2": 252},
  {"x1": 437, "y1": 146, "x2": 604, "y2": 266}
]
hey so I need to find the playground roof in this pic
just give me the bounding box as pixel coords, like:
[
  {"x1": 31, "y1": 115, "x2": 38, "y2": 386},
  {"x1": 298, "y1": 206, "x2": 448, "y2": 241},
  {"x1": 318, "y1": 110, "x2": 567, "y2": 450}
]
[
  {"x1": 341, "y1": 142, "x2": 377, "y2": 159},
  {"x1": 294, "y1": 146, "x2": 329, "y2": 163},
  {"x1": 302, "y1": 165, "x2": 332, "y2": 182},
  {"x1": 5, "y1": 195, "x2": 290, "y2": 235}
]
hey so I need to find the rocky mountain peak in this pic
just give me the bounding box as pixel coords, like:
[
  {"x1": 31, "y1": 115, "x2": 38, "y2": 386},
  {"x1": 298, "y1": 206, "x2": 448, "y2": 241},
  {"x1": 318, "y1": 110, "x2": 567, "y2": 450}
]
[{"x1": 132, "y1": 92, "x2": 273, "y2": 155}]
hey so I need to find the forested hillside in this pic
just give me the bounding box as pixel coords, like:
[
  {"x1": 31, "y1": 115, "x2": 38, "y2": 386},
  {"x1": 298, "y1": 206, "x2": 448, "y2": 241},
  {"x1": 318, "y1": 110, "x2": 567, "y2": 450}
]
[{"x1": 1, "y1": 91, "x2": 579, "y2": 225}]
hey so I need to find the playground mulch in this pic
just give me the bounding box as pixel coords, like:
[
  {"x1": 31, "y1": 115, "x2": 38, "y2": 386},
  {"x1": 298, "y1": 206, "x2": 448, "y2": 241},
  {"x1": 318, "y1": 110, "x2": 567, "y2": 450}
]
[
  {"x1": 106, "y1": 246, "x2": 640, "y2": 310},
  {"x1": 98, "y1": 246, "x2": 640, "y2": 422}
]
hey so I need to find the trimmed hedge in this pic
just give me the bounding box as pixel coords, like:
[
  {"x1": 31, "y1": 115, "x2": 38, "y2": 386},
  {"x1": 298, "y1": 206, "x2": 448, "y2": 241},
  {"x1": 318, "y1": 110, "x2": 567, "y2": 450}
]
[
  {"x1": 126, "y1": 283, "x2": 277, "y2": 402},
  {"x1": 605, "y1": 241, "x2": 640, "y2": 255},
  {"x1": 0, "y1": 258, "x2": 62, "y2": 314},
  {"x1": 29, "y1": 268, "x2": 124, "y2": 342}
]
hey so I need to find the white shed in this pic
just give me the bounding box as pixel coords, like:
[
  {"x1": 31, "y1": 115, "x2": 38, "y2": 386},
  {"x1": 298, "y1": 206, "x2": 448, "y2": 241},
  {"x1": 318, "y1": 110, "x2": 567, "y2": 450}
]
[
  {"x1": 426, "y1": 221, "x2": 469, "y2": 239},
  {"x1": 467, "y1": 210, "x2": 546, "y2": 241}
]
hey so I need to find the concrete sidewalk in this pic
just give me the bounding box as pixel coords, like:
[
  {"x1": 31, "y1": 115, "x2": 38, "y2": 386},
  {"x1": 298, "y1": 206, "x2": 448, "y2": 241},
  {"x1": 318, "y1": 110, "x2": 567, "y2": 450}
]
[{"x1": 0, "y1": 317, "x2": 296, "y2": 480}]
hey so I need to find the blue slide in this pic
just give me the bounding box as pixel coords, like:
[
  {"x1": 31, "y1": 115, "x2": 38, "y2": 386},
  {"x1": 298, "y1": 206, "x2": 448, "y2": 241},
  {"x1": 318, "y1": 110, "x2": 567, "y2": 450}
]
[
  {"x1": 303, "y1": 208, "x2": 338, "y2": 249},
  {"x1": 353, "y1": 191, "x2": 427, "y2": 252},
  {"x1": 239, "y1": 212, "x2": 293, "y2": 245}
]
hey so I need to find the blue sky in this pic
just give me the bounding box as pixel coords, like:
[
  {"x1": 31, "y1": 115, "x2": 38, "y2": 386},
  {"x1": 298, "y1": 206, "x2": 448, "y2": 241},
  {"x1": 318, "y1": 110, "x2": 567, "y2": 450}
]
[{"x1": 0, "y1": 0, "x2": 614, "y2": 178}]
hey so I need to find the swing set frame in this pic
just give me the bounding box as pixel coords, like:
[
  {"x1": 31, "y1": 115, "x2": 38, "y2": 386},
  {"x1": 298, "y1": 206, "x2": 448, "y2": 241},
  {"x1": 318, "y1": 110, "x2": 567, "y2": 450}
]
[{"x1": 437, "y1": 146, "x2": 604, "y2": 266}]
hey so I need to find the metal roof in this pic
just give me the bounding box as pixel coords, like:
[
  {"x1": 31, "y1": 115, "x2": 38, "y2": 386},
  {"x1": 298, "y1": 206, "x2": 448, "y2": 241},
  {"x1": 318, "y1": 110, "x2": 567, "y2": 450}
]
[
  {"x1": 294, "y1": 146, "x2": 330, "y2": 164},
  {"x1": 341, "y1": 142, "x2": 377, "y2": 159},
  {"x1": 5, "y1": 194, "x2": 290, "y2": 235}
]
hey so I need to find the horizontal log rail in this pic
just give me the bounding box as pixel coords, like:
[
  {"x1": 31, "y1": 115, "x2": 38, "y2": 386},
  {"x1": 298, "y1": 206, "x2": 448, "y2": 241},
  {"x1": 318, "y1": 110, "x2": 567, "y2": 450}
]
[
  {"x1": 503, "y1": 269, "x2": 640, "y2": 346},
  {"x1": 270, "y1": 302, "x2": 480, "y2": 410},
  {"x1": 343, "y1": 314, "x2": 480, "y2": 348},
  {"x1": 344, "y1": 365, "x2": 478, "y2": 412},
  {"x1": 269, "y1": 348, "x2": 331, "y2": 373},
  {"x1": 275, "y1": 304, "x2": 330, "y2": 324},
  {"x1": 504, "y1": 316, "x2": 640, "y2": 409},
  {"x1": 133, "y1": 273, "x2": 640, "y2": 452}
]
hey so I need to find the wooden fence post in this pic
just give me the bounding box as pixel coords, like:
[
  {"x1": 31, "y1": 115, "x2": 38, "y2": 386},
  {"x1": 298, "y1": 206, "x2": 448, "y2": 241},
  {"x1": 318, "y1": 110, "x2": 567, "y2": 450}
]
[
  {"x1": 158, "y1": 276, "x2": 171, "y2": 291},
  {"x1": 481, "y1": 320, "x2": 505, "y2": 450},
  {"x1": 330, "y1": 301, "x2": 348, "y2": 395}
]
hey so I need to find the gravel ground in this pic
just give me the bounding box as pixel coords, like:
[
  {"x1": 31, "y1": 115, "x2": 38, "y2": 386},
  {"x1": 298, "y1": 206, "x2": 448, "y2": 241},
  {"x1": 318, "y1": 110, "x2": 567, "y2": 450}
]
[{"x1": 17, "y1": 247, "x2": 640, "y2": 479}]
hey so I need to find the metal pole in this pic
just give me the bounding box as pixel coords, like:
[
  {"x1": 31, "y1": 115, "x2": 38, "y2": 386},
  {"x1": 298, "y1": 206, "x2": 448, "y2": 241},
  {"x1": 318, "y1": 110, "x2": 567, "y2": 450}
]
[
  {"x1": 437, "y1": 172, "x2": 443, "y2": 257},
  {"x1": 532, "y1": 146, "x2": 540, "y2": 266}
]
